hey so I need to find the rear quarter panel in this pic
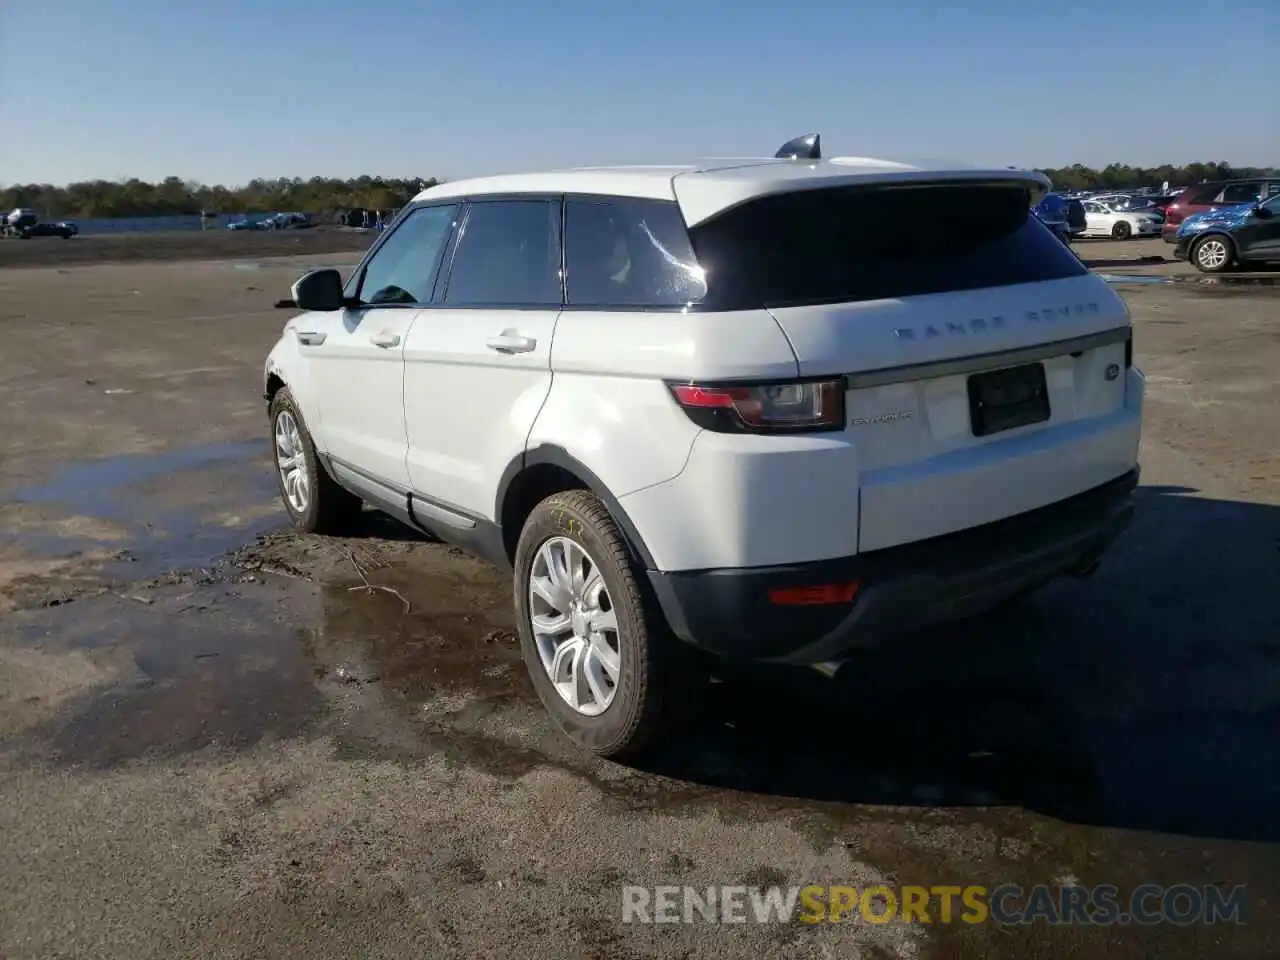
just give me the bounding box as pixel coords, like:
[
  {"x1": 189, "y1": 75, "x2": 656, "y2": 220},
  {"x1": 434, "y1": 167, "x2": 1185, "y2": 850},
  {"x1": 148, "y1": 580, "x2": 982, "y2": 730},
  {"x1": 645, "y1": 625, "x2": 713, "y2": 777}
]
[{"x1": 529, "y1": 308, "x2": 800, "y2": 499}]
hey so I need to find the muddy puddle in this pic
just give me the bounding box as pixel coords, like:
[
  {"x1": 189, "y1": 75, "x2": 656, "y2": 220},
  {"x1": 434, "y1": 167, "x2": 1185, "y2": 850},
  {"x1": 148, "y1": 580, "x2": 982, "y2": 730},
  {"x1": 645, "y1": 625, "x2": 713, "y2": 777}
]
[
  {"x1": 1, "y1": 440, "x2": 285, "y2": 583},
  {"x1": 1102, "y1": 272, "x2": 1280, "y2": 291},
  {"x1": 4, "y1": 510, "x2": 1276, "y2": 848},
  {"x1": 0, "y1": 464, "x2": 1276, "y2": 854}
]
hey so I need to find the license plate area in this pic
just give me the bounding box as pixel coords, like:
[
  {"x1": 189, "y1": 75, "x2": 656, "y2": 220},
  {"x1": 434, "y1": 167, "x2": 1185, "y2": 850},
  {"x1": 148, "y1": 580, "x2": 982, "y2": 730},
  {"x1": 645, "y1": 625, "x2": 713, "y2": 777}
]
[{"x1": 968, "y1": 363, "x2": 1051, "y2": 437}]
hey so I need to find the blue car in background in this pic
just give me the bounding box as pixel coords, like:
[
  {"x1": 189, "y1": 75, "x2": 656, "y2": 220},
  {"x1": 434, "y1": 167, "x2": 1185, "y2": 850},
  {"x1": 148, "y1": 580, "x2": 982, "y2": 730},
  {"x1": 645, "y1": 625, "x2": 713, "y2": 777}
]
[
  {"x1": 1174, "y1": 193, "x2": 1280, "y2": 273},
  {"x1": 1033, "y1": 193, "x2": 1085, "y2": 245}
]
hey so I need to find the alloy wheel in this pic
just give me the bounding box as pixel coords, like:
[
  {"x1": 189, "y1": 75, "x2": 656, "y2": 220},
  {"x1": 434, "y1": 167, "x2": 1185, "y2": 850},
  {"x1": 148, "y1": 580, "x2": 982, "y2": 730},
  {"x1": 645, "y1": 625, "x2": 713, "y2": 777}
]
[
  {"x1": 274, "y1": 410, "x2": 309, "y2": 514},
  {"x1": 1197, "y1": 239, "x2": 1228, "y2": 271},
  {"x1": 528, "y1": 536, "x2": 621, "y2": 716}
]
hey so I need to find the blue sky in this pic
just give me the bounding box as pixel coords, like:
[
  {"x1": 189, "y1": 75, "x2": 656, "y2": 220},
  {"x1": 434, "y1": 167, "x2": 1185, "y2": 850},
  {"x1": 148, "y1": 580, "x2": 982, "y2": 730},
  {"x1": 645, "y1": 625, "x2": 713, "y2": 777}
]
[{"x1": 2, "y1": 0, "x2": 1276, "y2": 186}]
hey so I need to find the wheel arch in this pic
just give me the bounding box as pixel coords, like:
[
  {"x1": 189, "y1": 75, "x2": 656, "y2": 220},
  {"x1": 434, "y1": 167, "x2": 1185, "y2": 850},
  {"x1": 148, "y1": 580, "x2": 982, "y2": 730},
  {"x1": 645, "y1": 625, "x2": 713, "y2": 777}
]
[
  {"x1": 265, "y1": 371, "x2": 287, "y2": 402},
  {"x1": 496, "y1": 445, "x2": 658, "y2": 570},
  {"x1": 1192, "y1": 229, "x2": 1237, "y2": 249}
]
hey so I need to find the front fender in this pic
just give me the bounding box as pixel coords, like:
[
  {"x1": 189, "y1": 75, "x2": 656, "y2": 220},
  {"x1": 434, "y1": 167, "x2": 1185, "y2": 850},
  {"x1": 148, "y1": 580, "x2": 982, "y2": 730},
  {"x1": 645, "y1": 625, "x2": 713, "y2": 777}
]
[{"x1": 264, "y1": 322, "x2": 325, "y2": 444}]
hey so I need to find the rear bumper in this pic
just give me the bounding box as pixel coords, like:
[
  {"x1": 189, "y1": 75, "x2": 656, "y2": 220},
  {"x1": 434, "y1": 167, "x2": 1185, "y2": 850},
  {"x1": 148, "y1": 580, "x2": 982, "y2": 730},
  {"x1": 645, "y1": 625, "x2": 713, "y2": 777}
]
[
  {"x1": 1162, "y1": 225, "x2": 1181, "y2": 243},
  {"x1": 648, "y1": 468, "x2": 1139, "y2": 665}
]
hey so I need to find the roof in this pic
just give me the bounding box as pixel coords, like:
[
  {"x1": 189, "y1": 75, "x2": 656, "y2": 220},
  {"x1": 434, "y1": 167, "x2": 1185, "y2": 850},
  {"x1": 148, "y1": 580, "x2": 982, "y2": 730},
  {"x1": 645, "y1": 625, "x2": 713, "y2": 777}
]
[{"x1": 411, "y1": 157, "x2": 1051, "y2": 227}]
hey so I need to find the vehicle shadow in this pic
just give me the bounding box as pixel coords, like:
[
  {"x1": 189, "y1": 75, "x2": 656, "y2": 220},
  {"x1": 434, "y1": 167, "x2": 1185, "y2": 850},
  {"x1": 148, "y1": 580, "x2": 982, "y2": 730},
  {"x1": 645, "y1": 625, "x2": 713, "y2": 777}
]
[
  {"x1": 641, "y1": 485, "x2": 1280, "y2": 843},
  {"x1": 347, "y1": 508, "x2": 437, "y2": 542}
]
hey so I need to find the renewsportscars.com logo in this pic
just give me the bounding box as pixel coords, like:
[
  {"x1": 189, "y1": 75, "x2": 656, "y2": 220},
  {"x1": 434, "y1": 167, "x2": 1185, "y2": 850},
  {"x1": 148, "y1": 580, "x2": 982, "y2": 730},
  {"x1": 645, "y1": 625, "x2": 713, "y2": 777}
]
[{"x1": 622, "y1": 883, "x2": 1247, "y2": 926}]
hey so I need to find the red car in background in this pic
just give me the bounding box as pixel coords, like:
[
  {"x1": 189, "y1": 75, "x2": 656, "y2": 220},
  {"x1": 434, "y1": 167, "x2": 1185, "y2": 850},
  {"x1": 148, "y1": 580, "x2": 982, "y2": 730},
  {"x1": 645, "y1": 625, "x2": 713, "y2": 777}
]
[{"x1": 1162, "y1": 178, "x2": 1280, "y2": 242}]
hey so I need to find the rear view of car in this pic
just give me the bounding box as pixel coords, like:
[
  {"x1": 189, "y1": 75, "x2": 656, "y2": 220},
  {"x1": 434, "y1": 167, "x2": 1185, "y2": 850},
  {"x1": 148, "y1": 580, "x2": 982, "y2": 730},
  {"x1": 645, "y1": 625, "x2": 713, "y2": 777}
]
[
  {"x1": 637, "y1": 173, "x2": 1144, "y2": 663},
  {"x1": 262, "y1": 143, "x2": 1145, "y2": 758}
]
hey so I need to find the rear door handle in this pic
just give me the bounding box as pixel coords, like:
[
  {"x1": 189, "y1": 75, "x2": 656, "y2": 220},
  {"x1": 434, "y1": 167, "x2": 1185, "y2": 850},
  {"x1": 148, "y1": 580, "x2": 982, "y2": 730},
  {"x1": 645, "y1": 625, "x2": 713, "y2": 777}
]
[
  {"x1": 485, "y1": 332, "x2": 536, "y2": 354},
  {"x1": 295, "y1": 330, "x2": 327, "y2": 346},
  {"x1": 370, "y1": 331, "x2": 401, "y2": 348}
]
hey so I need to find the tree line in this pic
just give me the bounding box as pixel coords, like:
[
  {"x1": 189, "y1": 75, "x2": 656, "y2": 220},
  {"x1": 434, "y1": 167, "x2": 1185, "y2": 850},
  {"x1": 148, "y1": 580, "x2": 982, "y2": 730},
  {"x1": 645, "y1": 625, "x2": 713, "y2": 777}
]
[
  {"x1": 0, "y1": 176, "x2": 437, "y2": 219},
  {"x1": 1037, "y1": 162, "x2": 1276, "y2": 192},
  {"x1": 2, "y1": 163, "x2": 1278, "y2": 219}
]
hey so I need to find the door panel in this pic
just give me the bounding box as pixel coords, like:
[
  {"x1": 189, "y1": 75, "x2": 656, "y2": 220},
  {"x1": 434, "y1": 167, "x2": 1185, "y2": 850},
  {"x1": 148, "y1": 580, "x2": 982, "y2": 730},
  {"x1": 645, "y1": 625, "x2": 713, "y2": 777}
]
[
  {"x1": 310, "y1": 305, "x2": 419, "y2": 488},
  {"x1": 1236, "y1": 196, "x2": 1280, "y2": 260},
  {"x1": 403, "y1": 307, "x2": 559, "y2": 516},
  {"x1": 403, "y1": 199, "x2": 564, "y2": 518}
]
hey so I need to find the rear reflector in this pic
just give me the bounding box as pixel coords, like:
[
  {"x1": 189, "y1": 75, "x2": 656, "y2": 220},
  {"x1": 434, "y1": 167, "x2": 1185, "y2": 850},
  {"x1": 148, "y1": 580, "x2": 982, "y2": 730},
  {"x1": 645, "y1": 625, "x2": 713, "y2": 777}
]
[{"x1": 768, "y1": 582, "x2": 860, "y2": 606}]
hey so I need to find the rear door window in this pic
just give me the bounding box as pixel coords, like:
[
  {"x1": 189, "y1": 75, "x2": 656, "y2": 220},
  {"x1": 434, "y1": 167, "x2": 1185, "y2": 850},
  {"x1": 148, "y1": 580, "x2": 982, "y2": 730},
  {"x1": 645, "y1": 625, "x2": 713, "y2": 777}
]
[
  {"x1": 564, "y1": 198, "x2": 706, "y2": 308},
  {"x1": 688, "y1": 184, "x2": 1087, "y2": 310}
]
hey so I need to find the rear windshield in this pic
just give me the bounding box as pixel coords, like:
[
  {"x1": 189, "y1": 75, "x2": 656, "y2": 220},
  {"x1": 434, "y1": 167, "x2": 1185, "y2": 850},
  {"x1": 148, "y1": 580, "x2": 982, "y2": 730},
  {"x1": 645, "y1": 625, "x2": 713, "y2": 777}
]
[{"x1": 688, "y1": 184, "x2": 1088, "y2": 309}]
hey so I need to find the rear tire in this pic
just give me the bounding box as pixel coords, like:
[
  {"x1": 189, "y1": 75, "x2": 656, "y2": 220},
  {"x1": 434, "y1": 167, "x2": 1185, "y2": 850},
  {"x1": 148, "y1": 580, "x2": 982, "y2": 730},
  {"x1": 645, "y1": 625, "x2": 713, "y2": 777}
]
[
  {"x1": 1111, "y1": 220, "x2": 1132, "y2": 240},
  {"x1": 269, "y1": 387, "x2": 362, "y2": 534},
  {"x1": 513, "y1": 490, "x2": 703, "y2": 760},
  {"x1": 1191, "y1": 234, "x2": 1235, "y2": 274}
]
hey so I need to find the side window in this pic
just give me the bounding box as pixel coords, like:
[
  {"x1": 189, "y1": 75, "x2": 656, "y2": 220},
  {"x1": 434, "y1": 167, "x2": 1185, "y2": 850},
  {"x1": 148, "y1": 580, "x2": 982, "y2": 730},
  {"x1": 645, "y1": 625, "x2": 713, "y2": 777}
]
[
  {"x1": 564, "y1": 198, "x2": 707, "y2": 308},
  {"x1": 442, "y1": 200, "x2": 562, "y2": 306},
  {"x1": 1218, "y1": 183, "x2": 1261, "y2": 204},
  {"x1": 356, "y1": 204, "x2": 458, "y2": 305}
]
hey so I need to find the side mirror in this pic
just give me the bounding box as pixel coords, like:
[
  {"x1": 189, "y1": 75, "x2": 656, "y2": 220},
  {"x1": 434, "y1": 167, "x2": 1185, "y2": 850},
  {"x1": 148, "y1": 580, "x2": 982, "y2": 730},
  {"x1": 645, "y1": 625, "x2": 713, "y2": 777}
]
[
  {"x1": 291, "y1": 268, "x2": 345, "y2": 311},
  {"x1": 1254, "y1": 204, "x2": 1272, "y2": 219}
]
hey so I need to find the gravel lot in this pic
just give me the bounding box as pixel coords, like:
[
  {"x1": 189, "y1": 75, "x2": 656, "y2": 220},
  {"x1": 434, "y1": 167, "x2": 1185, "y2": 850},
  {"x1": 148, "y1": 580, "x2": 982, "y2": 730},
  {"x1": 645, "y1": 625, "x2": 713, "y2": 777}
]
[{"x1": 1, "y1": 235, "x2": 1277, "y2": 958}]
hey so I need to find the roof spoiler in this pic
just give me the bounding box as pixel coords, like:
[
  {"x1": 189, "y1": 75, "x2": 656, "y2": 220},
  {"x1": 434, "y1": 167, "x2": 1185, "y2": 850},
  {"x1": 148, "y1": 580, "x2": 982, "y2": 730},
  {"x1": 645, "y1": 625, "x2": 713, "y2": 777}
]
[{"x1": 774, "y1": 133, "x2": 821, "y2": 161}]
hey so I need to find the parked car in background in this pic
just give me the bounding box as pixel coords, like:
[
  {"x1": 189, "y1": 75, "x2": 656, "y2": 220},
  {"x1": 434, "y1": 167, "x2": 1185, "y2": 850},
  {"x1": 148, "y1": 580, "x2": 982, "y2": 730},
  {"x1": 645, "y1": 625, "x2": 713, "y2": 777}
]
[
  {"x1": 1, "y1": 209, "x2": 77, "y2": 239},
  {"x1": 263, "y1": 212, "x2": 314, "y2": 230},
  {"x1": 1080, "y1": 200, "x2": 1163, "y2": 239},
  {"x1": 1066, "y1": 198, "x2": 1088, "y2": 237},
  {"x1": 1174, "y1": 193, "x2": 1280, "y2": 273},
  {"x1": 1033, "y1": 192, "x2": 1072, "y2": 244},
  {"x1": 1162, "y1": 178, "x2": 1280, "y2": 242},
  {"x1": 22, "y1": 220, "x2": 78, "y2": 239},
  {"x1": 227, "y1": 216, "x2": 268, "y2": 231},
  {"x1": 1116, "y1": 196, "x2": 1165, "y2": 218}
]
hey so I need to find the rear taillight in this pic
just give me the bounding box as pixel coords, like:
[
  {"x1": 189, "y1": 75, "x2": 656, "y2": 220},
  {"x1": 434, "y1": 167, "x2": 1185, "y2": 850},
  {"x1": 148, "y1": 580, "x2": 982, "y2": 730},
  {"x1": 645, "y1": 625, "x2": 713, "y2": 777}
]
[
  {"x1": 1166, "y1": 204, "x2": 1183, "y2": 223},
  {"x1": 667, "y1": 378, "x2": 845, "y2": 434}
]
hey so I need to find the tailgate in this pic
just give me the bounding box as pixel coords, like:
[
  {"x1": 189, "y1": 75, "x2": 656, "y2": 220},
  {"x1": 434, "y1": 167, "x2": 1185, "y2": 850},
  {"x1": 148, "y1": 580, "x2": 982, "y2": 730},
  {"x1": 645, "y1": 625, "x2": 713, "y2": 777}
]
[
  {"x1": 769, "y1": 276, "x2": 1137, "y2": 551},
  {"x1": 685, "y1": 179, "x2": 1142, "y2": 554}
]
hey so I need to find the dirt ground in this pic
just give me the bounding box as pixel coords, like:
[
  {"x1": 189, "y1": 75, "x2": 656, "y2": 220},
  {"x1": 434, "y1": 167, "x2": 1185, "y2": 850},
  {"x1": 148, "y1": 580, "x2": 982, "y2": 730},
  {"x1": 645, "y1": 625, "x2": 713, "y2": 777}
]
[{"x1": 0, "y1": 236, "x2": 1277, "y2": 959}]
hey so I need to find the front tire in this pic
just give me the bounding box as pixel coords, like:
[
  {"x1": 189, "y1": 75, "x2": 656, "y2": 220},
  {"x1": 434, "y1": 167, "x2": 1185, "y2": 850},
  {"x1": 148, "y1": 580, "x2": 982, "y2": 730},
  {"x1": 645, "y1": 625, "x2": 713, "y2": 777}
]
[
  {"x1": 1111, "y1": 220, "x2": 1132, "y2": 240},
  {"x1": 513, "y1": 490, "x2": 697, "y2": 759},
  {"x1": 1192, "y1": 234, "x2": 1235, "y2": 274},
  {"x1": 268, "y1": 388, "x2": 362, "y2": 533}
]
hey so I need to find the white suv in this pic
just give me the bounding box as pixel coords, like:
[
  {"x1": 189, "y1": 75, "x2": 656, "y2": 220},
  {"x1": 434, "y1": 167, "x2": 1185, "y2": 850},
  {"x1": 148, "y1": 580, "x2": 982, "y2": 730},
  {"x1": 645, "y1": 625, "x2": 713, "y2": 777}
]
[{"x1": 264, "y1": 135, "x2": 1144, "y2": 758}]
